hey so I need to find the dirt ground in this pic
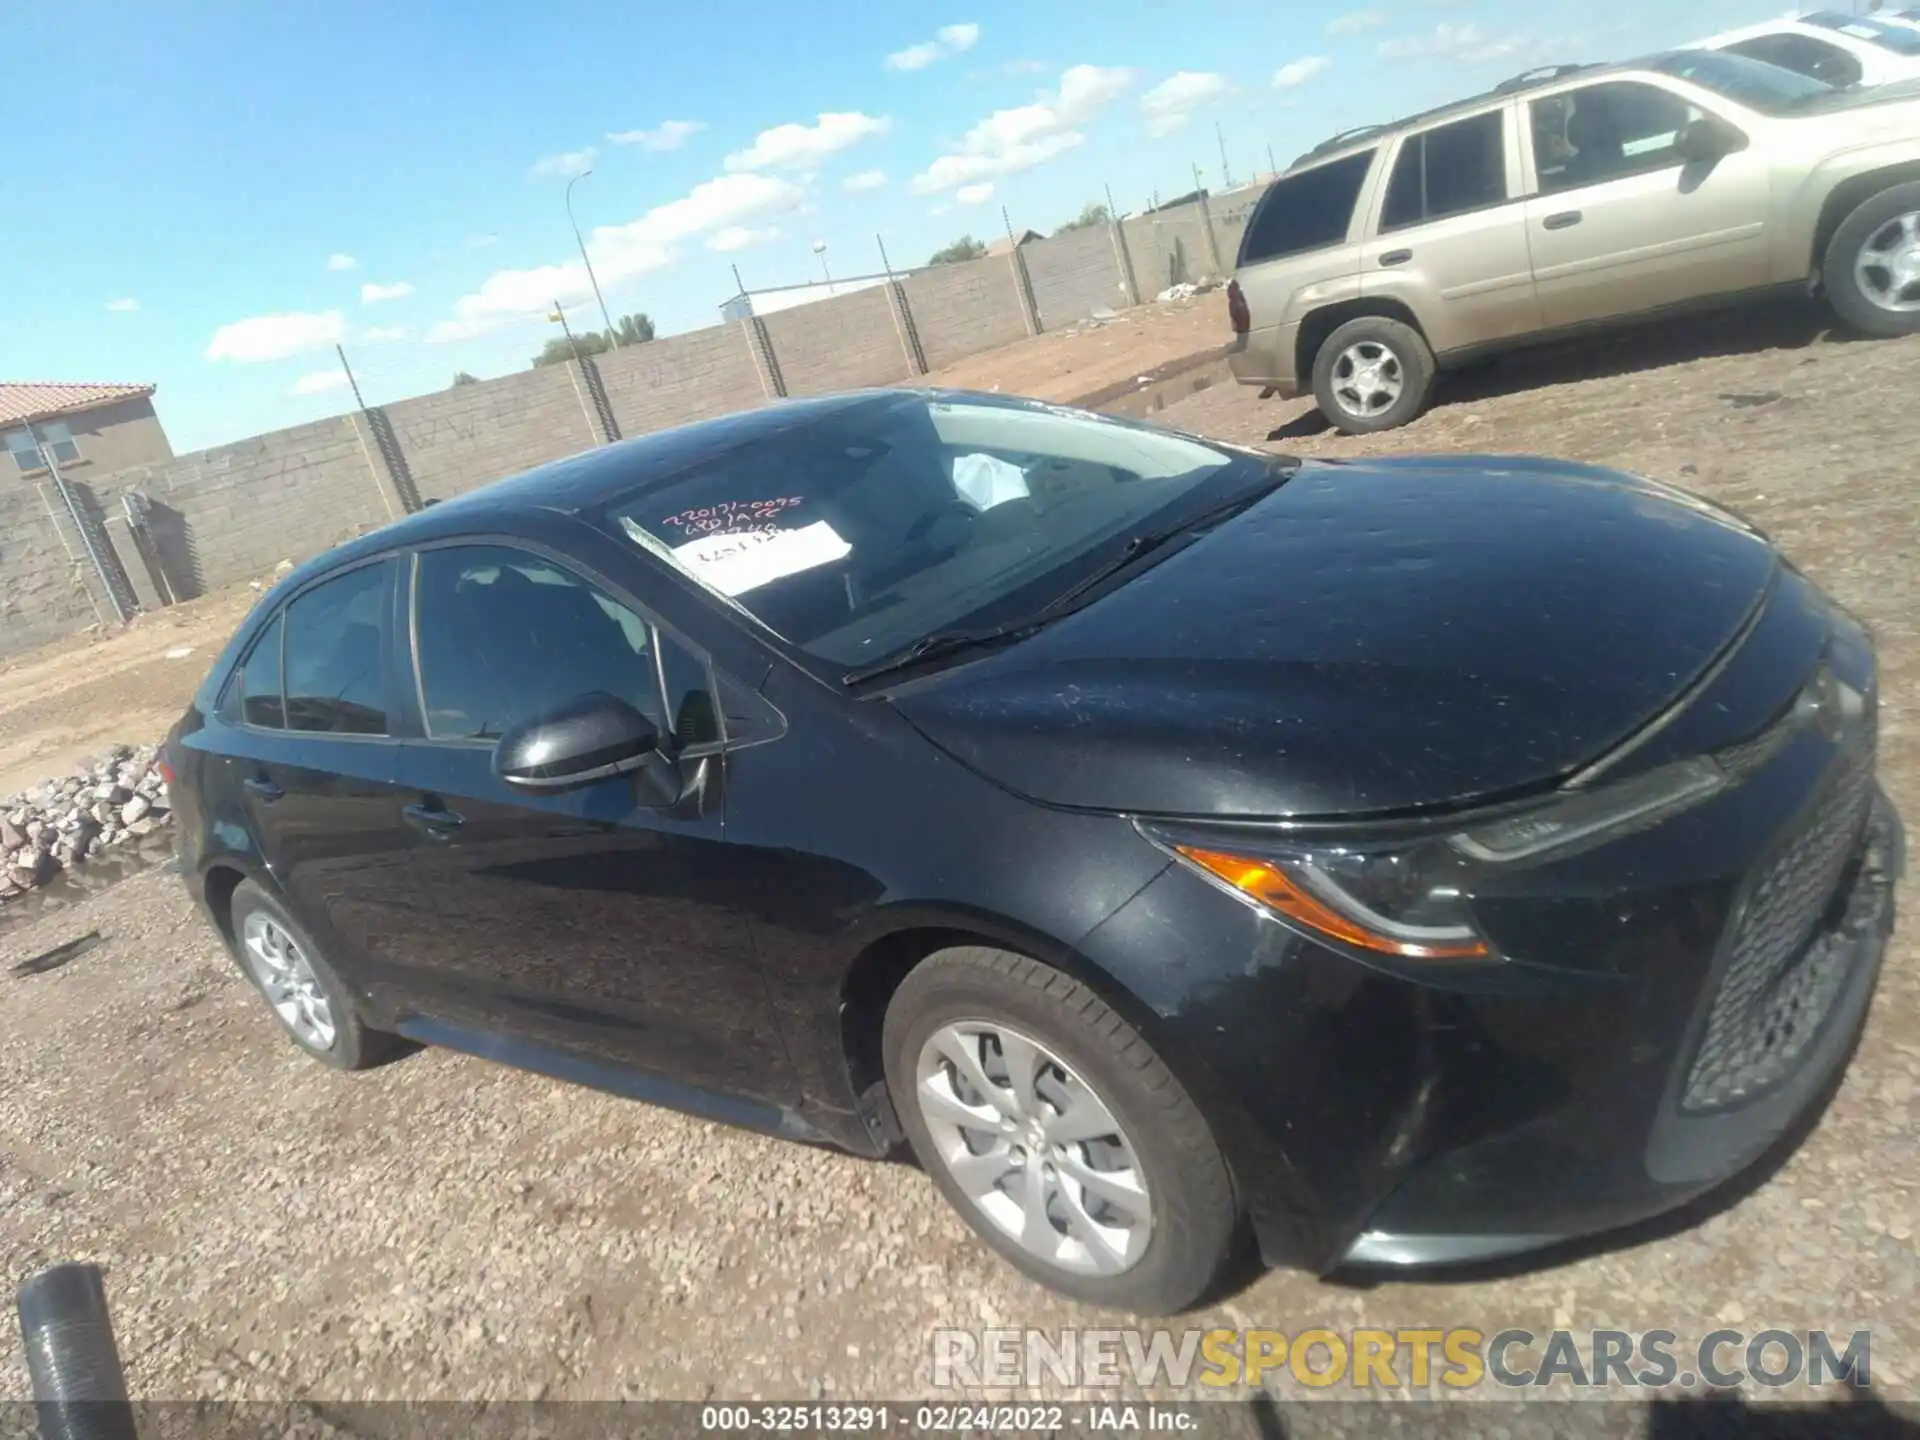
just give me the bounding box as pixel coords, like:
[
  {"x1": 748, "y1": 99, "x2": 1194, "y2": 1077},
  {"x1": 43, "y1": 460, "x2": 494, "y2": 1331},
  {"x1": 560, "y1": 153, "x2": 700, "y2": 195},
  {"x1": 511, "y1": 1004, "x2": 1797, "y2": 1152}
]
[{"x1": 0, "y1": 300, "x2": 1916, "y2": 1428}]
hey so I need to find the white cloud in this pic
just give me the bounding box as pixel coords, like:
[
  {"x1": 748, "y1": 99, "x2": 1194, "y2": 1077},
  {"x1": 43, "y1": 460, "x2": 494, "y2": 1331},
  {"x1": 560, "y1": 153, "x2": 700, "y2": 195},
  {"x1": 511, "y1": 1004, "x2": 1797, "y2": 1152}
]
[
  {"x1": 530, "y1": 147, "x2": 597, "y2": 179},
  {"x1": 607, "y1": 119, "x2": 706, "y2": 151},
  {"x1": 1378, "y1": 21, "x2": 1538, "y2": 62},
  {"x1": 360, "y1": 325, "x2": 408, "y2": 344},
  {"x1": 1139, "y1": 71, "x2": 1231, "y2": 138},
  {"x1": 1001, "y1": 59, "x2": 1050, "y2": 76},
  {"x1": 843, "y1": 169, "x2": 888, "y2": 192},
  {"x1": 1326, "y1": 7, "x2": 1387, "y2": 35},
  {"x1": 467, "y1": 233, "x2": 499, "y2": 249},
  {"x1": 886, "y1": 21, "x2": 981, "y2": 71},
  {"x1": 431, "y1": 172, "x2": 805, "y2": 341},
  {"x1": 360, "y1": 281, "x2": 415, "y2": 304},
  {"x1": 911, "y1": 64, "x2": 1136, "y2": 194},
  {"x1": 105, "y1": 298, "x2": 139, "y2": 313},
  {"x1": 1273, "y1": 56, "x2": 1332, "y2": 88},
  {"x1": 289, "y1": 370, "x2": 349, "y2": 397},
  {"x1": 725, "y1": 113, "x2": 890, "y2": 171},
  {"x1": 326, "y1": 253, "x2": 357, "y2": 272},
  {"x1": 206, "y1": 311, "x2": 347, "y2": 363},
  {"x1": 708, "y1": 225, "x2": 782, "y2": 252},
  {"x1": 955, "y1": 182, "x2": 995, "y2": 205}
]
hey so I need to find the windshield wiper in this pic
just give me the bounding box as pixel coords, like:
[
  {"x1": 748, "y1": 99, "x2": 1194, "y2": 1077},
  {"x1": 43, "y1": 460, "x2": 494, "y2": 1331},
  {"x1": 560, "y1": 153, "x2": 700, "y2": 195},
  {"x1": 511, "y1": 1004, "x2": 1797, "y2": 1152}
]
[
  {"x1": 1024, "y1": 460, "x2": 1299, "y2": 623},
  {"x1": 841, "y1": 621, "x2": 1041, "y2": 686},
  {"x1": 839, "y1": 457, "x2": 1299, "y2": 689}
]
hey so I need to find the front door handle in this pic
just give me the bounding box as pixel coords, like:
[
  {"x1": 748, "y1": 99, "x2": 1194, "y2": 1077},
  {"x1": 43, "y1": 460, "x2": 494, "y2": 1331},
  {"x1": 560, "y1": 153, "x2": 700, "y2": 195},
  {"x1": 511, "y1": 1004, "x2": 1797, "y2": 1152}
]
[
  {"x1": 403, "y1": 801, "x2": 466, "y2": 838},
  {"x1": 1542, "y1": 210, "x2": 1583, "y2": 231},
  {"x1": 243, "y1": 776, "x2": 284, "y2": 804},
  {"x1": 1378, "y1": 248, "x2": 1413, "y2": 267}
]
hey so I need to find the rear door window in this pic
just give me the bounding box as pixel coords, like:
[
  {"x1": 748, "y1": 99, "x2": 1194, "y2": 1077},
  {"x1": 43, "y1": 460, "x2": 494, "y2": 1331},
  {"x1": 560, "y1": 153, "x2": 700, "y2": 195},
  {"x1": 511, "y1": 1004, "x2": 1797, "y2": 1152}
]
[
  {"x1": 1380, "y1": 110, "x2": 1508, "y2": 231},
  {"x1": 281, "y1": 560, "x2": 395, "y2": 736},
  {"x1": 228, "y1": 613, "x2": 286, "y2": 729},
  {"x1": 1238, "y1": 149, "x2": 1376, "y2": 264}
]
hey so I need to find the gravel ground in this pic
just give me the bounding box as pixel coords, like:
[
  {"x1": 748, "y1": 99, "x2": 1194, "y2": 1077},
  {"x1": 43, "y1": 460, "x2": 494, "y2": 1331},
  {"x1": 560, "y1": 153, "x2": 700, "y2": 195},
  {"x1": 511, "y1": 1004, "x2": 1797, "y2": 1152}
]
[{"x1": 0, "y1": 305, "x2": 1915, "y2": 1432}]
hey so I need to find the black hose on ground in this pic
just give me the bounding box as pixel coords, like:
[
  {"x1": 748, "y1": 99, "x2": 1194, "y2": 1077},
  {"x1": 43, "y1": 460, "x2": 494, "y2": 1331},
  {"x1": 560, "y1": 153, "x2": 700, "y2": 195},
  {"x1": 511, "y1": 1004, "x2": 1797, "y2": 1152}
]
[{"x1": 16, "y1": 1263, "x2": 138, "y2": 1440}]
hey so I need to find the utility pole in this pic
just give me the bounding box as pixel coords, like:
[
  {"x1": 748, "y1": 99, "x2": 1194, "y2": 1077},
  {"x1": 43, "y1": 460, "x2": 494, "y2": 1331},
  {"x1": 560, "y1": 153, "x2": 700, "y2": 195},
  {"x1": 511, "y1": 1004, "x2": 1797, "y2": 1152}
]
[
  {"x1": 1215, "y1": 121, "x2": 1233, "y2": 190},
  {"x1": 1267, "y1": 142, "x2": 1278, "y2": 178},
  {"x1": 551, "y1": 299, "x2": 586, "y2": 365},
  {"x1": 335, "y1": 345, "x2": 368, "y2": 410},
  {"x1": 566, "y1": 170, "x2": 619, "y2": 345},
  {"x1": 1103, "y1": 182, "x2": 1120, "y2": 221},
  {"x1": 1192, "y1": 162, "x2": 1206, "y2": 195}
]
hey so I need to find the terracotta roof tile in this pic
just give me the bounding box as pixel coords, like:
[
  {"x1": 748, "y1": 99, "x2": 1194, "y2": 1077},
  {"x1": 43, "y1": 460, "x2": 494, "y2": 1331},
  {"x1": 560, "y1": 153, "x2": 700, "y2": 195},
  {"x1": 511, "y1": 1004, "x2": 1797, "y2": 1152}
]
[{"x1": 0, "y1": 382, "x2": 155, "y2": 428}]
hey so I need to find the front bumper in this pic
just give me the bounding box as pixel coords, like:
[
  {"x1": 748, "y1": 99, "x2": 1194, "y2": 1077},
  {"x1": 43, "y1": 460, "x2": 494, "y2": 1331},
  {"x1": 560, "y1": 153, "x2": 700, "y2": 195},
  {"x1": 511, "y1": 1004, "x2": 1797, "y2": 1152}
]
[{"x1": 1344, "y1": 788, "x2": 1901, "y2": 1269}]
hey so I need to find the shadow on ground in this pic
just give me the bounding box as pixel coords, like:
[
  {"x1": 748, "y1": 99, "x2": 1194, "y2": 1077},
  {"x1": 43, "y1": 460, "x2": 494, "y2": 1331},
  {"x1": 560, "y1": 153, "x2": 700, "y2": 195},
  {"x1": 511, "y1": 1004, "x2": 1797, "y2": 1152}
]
[{"x1": 1269, "y1": 299, "x2": 1849, "y2": 443}]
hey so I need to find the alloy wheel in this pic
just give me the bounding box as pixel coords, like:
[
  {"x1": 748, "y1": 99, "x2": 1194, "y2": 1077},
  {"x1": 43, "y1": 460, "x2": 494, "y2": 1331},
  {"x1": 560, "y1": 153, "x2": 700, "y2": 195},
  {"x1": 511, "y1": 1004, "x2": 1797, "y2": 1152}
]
[
  {"x1": 241, "y1": 911, "x2": 337, "y2": 1051},
  {"x1": 1331, "y1": 340, "x2": 1405, "y2": 418},
  {"x1": 1854, "y1": 211, "x2": 1920, "y2": 314},
  {"x1": 914, "y1": 1020, "x2": 1152, "y2": 1276}
]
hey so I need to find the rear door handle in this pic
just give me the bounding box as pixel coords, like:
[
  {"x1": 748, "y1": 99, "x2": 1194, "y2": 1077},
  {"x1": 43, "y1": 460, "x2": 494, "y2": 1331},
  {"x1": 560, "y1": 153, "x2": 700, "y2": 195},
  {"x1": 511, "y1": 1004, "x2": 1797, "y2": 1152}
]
[
  {"x1": 1378, "y1": 248, "x2": 1413, "y2": 267},
  {"x1": 243, "y1": 776, "x2": 284, "y2": 804},
  {"x1": 403, "y1": 801, "x2": 465, "y2": 838},
  {"x1": 1542, "y1": 210, "x2": 1583, "y2": 230}
]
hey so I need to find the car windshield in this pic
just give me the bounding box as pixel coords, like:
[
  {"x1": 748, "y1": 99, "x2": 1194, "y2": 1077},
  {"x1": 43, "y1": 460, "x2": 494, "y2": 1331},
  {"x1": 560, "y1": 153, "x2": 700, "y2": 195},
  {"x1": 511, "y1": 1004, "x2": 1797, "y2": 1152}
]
[
  {"x1": 1804, "y1": 10, "x2": 1920, "y2": 55},
  {"x1": 1652, "y1": 49, "x2": 1838, "y2": 112},
  {"x1": 602, "y1": 395, "x2": 1270, "y2": 671}
]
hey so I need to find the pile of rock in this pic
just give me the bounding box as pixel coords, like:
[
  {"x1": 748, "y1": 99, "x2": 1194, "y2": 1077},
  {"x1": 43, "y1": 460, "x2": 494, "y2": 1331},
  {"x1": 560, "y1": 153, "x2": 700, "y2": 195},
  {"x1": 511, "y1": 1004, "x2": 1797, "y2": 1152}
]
[{"x1": 1, "y1": 743, "x2": 171, "y2": 900}]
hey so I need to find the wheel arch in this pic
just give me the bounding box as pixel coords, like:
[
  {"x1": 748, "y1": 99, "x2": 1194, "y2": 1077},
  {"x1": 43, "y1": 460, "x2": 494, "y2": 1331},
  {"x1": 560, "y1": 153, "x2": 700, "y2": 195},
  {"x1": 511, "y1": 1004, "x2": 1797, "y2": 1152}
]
[
  {"x1": 1294, "y1": 297, "x2": 1430, "y2": 385},
  {"x1": 1811, "y1": 164, "x2": 1920, "y2": 282}
]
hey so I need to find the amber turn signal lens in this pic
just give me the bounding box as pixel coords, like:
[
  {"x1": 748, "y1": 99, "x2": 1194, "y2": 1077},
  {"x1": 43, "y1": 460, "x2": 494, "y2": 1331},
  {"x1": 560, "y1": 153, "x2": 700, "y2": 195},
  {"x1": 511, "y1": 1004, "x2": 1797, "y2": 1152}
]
[{"x1": 1172, "y1": 844, "x2": 1489, "y2": 960}]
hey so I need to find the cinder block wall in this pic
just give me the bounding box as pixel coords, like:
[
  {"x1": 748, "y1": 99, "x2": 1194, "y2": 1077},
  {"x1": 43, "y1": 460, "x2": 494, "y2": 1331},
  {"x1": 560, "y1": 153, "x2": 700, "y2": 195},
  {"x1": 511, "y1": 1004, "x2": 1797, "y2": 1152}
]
[
  {"x1": 597, "y1": 324, "x2": 767, "y2": 435},
  {"x1": 1025, "y1": 225, "x2": 1130, "y2": 327},
  {"x1": 88, "y1": 416, "x2": 394, "y2": 593},
  {"x1": 383, "y1": 364, "x2": 600, "y2": 503},
  {"x1": 900, "y1": 257, "x2": 1031, "y2": 371},
  {"x1": 763, "y1": 286, "x2": 914, "y2": 397},
  {"x1": 0, "y1": 486, "x2": 108, "y2": 654}
]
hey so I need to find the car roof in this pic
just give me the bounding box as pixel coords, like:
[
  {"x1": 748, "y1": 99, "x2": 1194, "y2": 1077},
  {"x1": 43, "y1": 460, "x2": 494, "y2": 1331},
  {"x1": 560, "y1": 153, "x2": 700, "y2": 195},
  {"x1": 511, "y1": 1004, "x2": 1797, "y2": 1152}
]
[{"x1": 1284, "y1": 53, "x2": 1696, "y2": 171}]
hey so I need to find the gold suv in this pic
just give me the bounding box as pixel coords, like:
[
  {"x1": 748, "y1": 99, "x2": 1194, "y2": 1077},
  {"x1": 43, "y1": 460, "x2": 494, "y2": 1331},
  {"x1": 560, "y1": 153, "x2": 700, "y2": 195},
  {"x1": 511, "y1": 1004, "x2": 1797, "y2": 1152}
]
[{"x1": 1227, "y1": 50, "x2": 1920, "y2": 432}]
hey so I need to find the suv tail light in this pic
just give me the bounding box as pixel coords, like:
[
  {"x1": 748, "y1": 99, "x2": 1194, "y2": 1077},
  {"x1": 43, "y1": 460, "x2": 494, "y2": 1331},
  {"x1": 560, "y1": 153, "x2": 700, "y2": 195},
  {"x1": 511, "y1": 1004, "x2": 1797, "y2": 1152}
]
[{"x1": 1227, "y1": 279, "x2": 1250, "y2": 335}]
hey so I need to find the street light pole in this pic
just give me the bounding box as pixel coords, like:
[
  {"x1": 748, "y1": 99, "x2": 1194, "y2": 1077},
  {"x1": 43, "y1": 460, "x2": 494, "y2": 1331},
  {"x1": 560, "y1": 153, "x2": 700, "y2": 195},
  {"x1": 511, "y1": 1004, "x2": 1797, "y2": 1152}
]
[{"x1": 565, "y1": 169, "x2": 620, "y2": 346}]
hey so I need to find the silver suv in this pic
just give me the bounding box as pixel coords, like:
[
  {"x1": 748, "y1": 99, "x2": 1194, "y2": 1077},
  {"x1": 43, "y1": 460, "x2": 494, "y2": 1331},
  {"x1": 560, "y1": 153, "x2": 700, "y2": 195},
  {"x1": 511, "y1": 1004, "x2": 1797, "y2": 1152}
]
[{"x1": 1227, "y1": 50, "x2": 1920, "y2": 433}]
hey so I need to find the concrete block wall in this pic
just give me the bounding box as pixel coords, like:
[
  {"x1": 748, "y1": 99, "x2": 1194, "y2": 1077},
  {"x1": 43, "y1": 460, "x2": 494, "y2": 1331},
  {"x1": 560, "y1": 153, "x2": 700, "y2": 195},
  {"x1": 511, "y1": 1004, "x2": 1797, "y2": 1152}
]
[
  {"x1": 899, "y1": 256, "x2": 1032, "y2": 371},
  {"x1": 383, "y1": 363, "x2": 601, "y2": 504},
  {"x1": 1024, "y1": 225, "x2": 1132, "y2": 327},
  {"x1": 89, "y1": 415, "x2": 394, "y2": 594},
  {"x1": 762, "y1": 286, "x2": 914, "y2": 397},
  {"x1": 0, "y1": 485, "x2": 109, "y2": 654},
  {"x1": 597, "y1": 323, "x2": 768, "y2": 435},
  {"x1": 1123, "y1": 201, "x2": 1224, "y2": 295}
]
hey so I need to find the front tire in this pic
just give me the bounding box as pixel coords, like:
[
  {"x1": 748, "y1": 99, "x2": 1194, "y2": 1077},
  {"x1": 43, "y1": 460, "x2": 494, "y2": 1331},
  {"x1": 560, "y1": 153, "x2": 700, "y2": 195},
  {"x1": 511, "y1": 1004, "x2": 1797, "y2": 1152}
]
[
  {"x1": 883, "y1": 947, "x2": 1239, "y2": 1314},
  {"x1": 228, "y1": 880, "x2": 405, "y2": 1071},
  {"x1": 1824, "y1": 181, "x2": 1920, "y2": 338},
  {"x1": 1311, "y1": 315, "x2": 1437, "y2": 434}
]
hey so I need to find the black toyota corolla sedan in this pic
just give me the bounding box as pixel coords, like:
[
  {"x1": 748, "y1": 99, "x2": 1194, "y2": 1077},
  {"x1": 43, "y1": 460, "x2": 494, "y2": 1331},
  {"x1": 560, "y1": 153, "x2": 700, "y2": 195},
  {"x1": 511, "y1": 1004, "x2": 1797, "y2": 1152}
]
[{"x1": 167, "y1": 390, "x2": 1901, "y2": 1314}]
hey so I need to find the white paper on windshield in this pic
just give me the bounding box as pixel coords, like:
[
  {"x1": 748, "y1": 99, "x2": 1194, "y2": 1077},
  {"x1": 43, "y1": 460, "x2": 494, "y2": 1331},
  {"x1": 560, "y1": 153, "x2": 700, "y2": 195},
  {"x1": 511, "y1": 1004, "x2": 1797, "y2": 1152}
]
[
  {"x1": 672, "y1": 520, "x2": 851, "y2": 597},
  {"x1": 951, "y1": 452, "x2": 1032, "y2": 511},
  {"x1": 1840, "y1": 23, "x2": 1879, "y2": 38}
]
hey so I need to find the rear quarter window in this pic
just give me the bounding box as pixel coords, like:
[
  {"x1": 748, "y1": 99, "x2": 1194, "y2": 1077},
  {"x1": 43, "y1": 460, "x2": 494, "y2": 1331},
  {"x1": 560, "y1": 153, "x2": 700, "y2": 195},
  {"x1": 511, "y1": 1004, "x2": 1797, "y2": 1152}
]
[{"x1": 1237, "y1": 149, "x2": 1376, "y2": 266}]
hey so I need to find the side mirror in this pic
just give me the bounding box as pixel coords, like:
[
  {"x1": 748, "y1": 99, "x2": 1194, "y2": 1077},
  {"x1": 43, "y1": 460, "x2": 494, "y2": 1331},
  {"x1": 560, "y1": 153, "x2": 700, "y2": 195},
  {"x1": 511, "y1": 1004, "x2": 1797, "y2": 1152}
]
[
  {"x1": 493, "y1": 692, "x2": 665, "y2": 791},
  {"x1": 1677, "y1": 116, "x2": 1745, "y2": 165}
]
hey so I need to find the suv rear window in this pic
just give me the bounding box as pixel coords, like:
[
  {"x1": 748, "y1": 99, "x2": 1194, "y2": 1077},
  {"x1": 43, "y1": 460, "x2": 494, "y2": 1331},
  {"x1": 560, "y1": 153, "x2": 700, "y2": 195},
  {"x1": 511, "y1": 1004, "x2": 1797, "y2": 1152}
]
[
  {"x1": 1804, "y1": 11, "x2": 1920, "y2": 55},
  {"x1": 1238, "y1": 150, "x2": 1375, "y2": 265},
  {"x1": 1380, "y1": 111, "x2": 1507, "y2": 231},
  {"x1": 1722, "y1": 33, "x2": 1863, "y2": 87}
]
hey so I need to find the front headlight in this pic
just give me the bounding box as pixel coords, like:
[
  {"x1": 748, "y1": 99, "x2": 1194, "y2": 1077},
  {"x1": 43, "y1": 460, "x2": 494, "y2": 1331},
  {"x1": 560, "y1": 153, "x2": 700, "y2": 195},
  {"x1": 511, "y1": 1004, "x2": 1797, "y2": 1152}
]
[{"x1": 1145, "y1": 757, "x2": 1735, "y2": 964}]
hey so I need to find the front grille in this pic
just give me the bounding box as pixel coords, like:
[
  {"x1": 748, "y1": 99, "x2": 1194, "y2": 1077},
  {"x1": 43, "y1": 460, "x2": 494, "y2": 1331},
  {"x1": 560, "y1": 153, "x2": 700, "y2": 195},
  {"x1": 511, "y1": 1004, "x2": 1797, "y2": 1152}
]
[{"x1": 1681, "y1": 736, "x2": 1876, "y2": 1113}]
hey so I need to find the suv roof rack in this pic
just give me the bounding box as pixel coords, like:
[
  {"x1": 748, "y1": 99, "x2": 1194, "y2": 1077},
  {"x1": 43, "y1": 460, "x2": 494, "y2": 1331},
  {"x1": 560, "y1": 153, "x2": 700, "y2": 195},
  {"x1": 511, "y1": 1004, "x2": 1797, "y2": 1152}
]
[
  {"x1": 1492, "y1": 63, "x2": 1598, "y2": 93},
  {"x1": 1299, "y1": 123, "x2": 1389, "y2": 162}
]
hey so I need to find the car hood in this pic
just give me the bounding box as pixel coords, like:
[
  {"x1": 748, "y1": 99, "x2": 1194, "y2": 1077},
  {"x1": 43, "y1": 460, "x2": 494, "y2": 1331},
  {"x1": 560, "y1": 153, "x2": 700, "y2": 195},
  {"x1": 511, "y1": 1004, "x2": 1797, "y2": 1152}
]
[{"x1": 890, "y1": 456, "x2": 1778, "y2": 820}]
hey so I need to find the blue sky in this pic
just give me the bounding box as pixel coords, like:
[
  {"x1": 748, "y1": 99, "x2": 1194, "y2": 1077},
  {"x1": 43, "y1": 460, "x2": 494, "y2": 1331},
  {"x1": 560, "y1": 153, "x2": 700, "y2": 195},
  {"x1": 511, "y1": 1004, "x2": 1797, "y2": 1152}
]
[{"x1": 4, "y1": 0, "x2": 1765, "y2": 453}]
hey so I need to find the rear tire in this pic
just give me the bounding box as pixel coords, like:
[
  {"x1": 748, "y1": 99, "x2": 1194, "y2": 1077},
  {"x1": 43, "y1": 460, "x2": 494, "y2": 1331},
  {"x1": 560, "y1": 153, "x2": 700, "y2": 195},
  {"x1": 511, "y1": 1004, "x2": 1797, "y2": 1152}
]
[
  {"x1": 1311, "y1": 315, "x2": 1437, "y2": 434},
  {"x1": 883, "y1": 946, "x2": 1239, "y2": 1315},
  {"x1": 227, "y1": 880, "x2": 407, "y2": 1071},
  {"x1": 1824, "y1": 181, "x2": 1920, "y2": 338}
]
